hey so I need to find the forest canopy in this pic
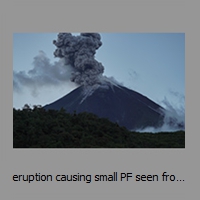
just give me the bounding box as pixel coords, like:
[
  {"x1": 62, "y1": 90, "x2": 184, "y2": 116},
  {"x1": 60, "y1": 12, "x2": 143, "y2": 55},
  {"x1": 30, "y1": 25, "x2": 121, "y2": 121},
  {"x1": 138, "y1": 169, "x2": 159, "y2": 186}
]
[{"x1": 13, "y1": 105, "x2": 185, "y2": 148}]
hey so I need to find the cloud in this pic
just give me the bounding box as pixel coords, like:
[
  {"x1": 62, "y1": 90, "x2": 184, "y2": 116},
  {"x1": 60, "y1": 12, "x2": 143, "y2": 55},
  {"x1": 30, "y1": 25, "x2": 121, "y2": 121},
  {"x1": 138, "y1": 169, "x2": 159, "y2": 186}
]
[
  {"x1": 136, "y1": 95, "x2": 185, "y2": 133},
  {"x1": 13, "y1": 51, "x2": 75, "y2": 96}
]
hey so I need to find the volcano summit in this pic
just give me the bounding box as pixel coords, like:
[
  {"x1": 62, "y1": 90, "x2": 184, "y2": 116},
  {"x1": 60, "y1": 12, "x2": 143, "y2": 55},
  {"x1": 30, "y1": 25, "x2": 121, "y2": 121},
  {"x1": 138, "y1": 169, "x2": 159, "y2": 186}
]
[{"x1": 44, "y1": 81, "x2": 165, "y2": 130}]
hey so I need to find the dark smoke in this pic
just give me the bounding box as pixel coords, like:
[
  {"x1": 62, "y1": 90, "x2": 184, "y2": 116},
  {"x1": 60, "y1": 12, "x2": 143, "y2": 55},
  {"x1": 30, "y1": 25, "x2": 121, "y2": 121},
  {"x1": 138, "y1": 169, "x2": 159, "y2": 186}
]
[
  {"x1": 53, "y1": 33, "x2": 105, "y2": 86},
  {"x1": 13, "y1": 33, "x2": 121, "y2": 98}
]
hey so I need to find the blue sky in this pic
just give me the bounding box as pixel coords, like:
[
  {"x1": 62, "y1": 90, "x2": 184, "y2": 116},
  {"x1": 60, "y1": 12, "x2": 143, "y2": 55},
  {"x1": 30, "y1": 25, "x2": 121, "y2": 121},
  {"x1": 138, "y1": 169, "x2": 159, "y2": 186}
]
[{"x1": 13, "y1": 33, "x2": 185, "y2": 111}]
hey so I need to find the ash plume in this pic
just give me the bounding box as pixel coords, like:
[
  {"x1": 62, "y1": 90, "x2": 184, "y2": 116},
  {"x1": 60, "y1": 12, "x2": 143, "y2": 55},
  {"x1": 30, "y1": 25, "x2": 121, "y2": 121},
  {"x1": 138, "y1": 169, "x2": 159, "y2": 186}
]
[
  {"x1": 53, "y1": 33, "x2": 105, "y2": 86},
  {"x1": 13, "y1": 33, "x2": 121, "y2": 98}
]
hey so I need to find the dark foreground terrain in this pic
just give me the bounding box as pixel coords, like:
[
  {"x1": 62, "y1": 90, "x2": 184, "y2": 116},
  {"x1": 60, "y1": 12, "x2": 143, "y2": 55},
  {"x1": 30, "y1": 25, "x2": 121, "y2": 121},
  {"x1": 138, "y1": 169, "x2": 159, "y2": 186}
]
[{"x1": 13, "y1": 105, "x2": 185, "y2": 148}]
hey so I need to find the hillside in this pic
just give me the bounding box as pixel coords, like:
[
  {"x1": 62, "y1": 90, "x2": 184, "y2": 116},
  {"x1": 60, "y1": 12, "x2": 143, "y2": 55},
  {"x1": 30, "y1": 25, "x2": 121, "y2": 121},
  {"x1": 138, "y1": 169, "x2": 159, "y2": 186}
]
[
  {"x1": 13, "y1": 105, "x2": 185, "y2": 148},
  {"x1": 44, "y1": 84, "x2": 165, "y2": 130}
]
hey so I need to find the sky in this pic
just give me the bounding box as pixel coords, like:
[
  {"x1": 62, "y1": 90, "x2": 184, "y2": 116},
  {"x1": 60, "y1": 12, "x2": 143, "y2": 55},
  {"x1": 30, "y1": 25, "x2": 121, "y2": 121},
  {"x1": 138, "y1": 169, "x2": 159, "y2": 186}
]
[{"x1": 13, "y1": 33, "x2": 185, "y2": 113}]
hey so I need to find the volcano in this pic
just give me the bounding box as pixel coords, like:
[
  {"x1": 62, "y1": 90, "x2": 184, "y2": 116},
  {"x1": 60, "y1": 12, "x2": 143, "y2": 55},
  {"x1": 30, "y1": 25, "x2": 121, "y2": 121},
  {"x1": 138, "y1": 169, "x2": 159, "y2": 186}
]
[{"x1": 43, "y1": 83, "x2": 165, "y2": 130}]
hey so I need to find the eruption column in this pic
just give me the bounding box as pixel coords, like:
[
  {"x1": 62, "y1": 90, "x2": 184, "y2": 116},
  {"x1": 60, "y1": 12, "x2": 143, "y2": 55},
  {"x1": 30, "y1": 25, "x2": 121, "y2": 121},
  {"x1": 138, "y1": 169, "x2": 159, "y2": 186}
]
[{"x1": 53, "y1": 33, "x2": 105, "y2": 86}]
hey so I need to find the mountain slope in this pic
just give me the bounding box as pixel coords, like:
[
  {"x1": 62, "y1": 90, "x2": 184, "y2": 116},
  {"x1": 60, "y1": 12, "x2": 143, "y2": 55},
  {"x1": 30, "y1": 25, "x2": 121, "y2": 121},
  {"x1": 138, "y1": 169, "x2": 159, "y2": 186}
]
[{"x1": 44, "y1": 84, "x2": 164, "y2": 130}]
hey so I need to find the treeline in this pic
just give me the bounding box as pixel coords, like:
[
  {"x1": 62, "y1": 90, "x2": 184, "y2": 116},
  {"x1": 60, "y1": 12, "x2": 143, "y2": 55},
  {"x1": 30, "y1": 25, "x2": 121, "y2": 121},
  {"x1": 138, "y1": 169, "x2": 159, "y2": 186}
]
[{"x1": 13, "y1": 105, "x2": 185, "y2": 148}]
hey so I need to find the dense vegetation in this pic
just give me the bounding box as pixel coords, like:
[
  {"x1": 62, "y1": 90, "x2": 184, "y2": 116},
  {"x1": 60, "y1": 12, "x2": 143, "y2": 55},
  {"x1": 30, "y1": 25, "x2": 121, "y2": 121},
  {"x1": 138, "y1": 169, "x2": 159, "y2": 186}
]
[{"x1": 13, "y1": 105, "x2": 185, "y2": 148}]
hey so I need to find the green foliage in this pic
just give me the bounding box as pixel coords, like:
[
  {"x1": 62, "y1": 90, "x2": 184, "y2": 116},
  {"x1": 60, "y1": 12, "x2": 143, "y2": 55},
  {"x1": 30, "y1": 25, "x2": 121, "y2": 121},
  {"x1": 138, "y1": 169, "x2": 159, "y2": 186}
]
[{"x1": 13, "y1": 105, "x2": 185, "y2": 148}]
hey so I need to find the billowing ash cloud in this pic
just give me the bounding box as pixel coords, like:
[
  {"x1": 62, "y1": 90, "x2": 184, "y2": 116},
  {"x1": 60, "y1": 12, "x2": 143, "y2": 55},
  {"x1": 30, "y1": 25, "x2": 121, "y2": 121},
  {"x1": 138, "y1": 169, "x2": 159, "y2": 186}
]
[
  {"x1": 53, "y1": 33, "x2": 105, "y2": 86},
  {"x1": 13, "y1": 33, "x2": 122, "y2": 97}
]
